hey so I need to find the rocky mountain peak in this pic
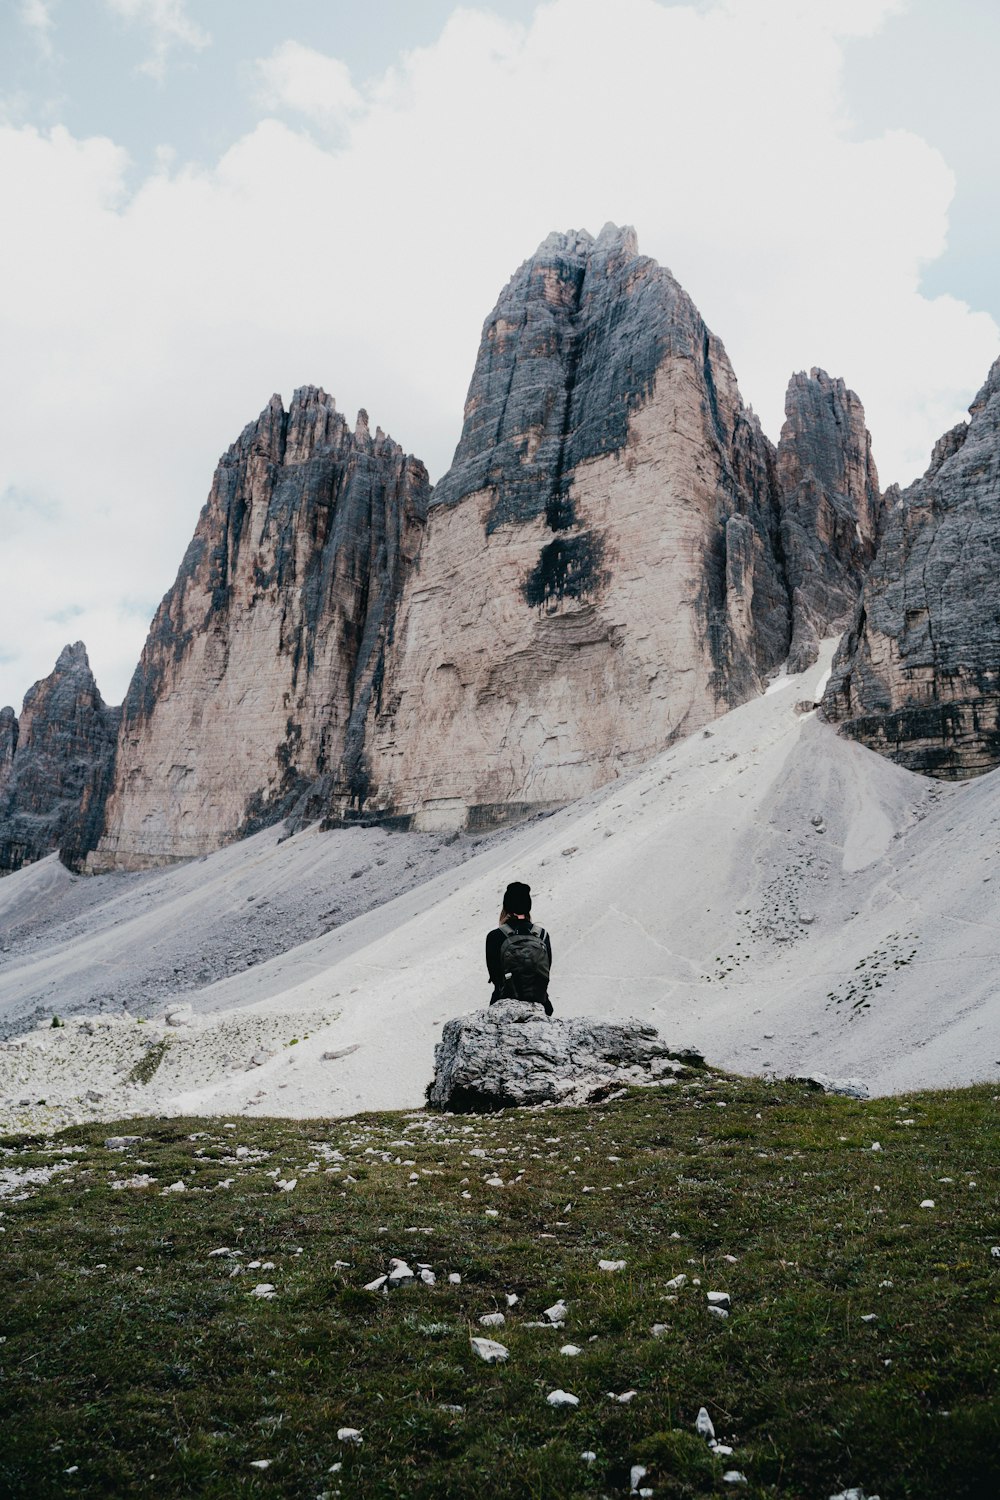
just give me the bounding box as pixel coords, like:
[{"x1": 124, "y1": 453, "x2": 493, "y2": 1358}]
[
  {"x1": 0, "y1": 642, "x2": 119, "y2": 874},
  {"x1": 774, "y1": 367, "x2": 884, "y2": 672},
  {"x1": 88, "y1": 390, "x2": 430, "y2": 870},
  {"x1": 822, "y1": 352, "x2": 1000, "y2": 777}
]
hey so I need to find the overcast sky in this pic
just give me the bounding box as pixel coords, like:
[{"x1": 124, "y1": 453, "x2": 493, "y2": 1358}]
[{"x1": 1, "y1": 0, "x2": 998, "y2": 710}]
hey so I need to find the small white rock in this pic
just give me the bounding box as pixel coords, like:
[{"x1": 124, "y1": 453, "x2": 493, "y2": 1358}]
[
  {"x1": 707, "y1": 1291, "x2": 731, "y2": 1306},
  {"x1": 630, "y1": 1464, "x2": 648, "y2": 1493},
  {"x1": 448, "y1": 1272, "x2": 462, "y2": 1284},
  {"x1": 651, "y1": 1323, "x2": 669, "y2": 1338},
  {"x1": 695, "y1": 1406, "x2": 716, "y2": 1440},
  {"x1": 920, "y1": 1199, "x2": 935, "y2": 1209},
  {"x1": 598, "y1": 1259, "x2": 626, "y2": 1271},
  {"x1": 479, "y1": 1312, "x2": 506, "y2": 1328},
  {"x1": 546, "y1": 1389, "x2": 579, "y2": 1408},
  {"x1": 560, "y1": 1344, "x2": 582, "y2": 1356},
  {"x1": 722, "y1": 1472, "x2": 748, "y2": 1486},
  {"x1": 337, "y1": 1428, "x2": 363, "y2": 1445},
  {"x1": 609, "y1": 1389, "x2": 637, "y2": 1404},
  {"x1": 419, "y1": 1268, "x2": 436, "y2": 1286},
  {"x1": 249, "y1": 1283, "x2": 276, "y2": 1299},
  {"x1": 506, "y1": 1292, "x2": 519, "y2": 1307},
  {"x1": 248, "y1": 1458, "x2": 271, "y2": 1469},
  {"x1": 470, "y1": 1337, "x2": 508, "y2": 1364},
  {"x1": 363, "y1": 1275, "x2": 388, "y2": 1292},
  {"x1": 387, "y1": 1258, "x2": 415, "y2": 1286},
  {"x1": 665, "y1": 1273, "x2": 687, "y2": 1291},
  {"x1": 707, "y1": 1305, "x2": 729, "y2": 1319},
  {"x1": 543, "y1": 1299, "x2": 568, "y2": 1323},
  {"x1": 161, "y1": 1180, "x2": 186, "y2": 1194},
  {"x1": 580, "y1": 1451, "x2": 597, "y2": 1464}
]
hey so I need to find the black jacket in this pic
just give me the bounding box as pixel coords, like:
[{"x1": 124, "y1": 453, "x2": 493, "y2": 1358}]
[{"x1": 486, "y1": 918, "x2": 552, "y2": 999}]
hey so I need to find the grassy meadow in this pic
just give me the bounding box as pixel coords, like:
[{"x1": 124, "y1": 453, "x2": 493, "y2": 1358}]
[{"x1": 1, "y1": 1073, "x2": 997, "y2": 1498}]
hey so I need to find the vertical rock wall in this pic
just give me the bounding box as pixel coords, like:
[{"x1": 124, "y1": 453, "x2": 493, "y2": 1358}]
[
  {"x1": 88, "y1": 389, "x2": 429, "y2": 869},
  {"x1": 821, "y1": 357, "x2": 1000, "y2": 778},
  {"x1": 774, "y1": 368, "x2": 884, "y2": 673},
  {"x1": 0, "y1": 644, "x2": 119, "y2": 874}
]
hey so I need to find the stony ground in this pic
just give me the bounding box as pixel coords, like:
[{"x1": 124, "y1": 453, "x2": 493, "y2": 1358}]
[{"x1": 1, "y1": 1075, "x2": 996, "y2": 1498}]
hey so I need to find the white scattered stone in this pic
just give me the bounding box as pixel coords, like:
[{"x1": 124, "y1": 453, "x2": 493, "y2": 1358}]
[
  {"x1": 161, "y1": 1181, "x2": 186, "y2": 1194},
  {"x1": 630, "y1": 1464, "x2": 648, "y2": 1494},
  {"x1": 470, "y1": 1337, "x2": 509, "y2": 1364},
  {"x1": 991, "y1": 1247, "x2": 1000, "y2": 1259},
  {"x1": 707, "y1": 1291, "x2": 731, "y2": 1307},
  {"x1": 665, "y1": 1273, "x2": 687, "y2": 1291},
  {"x1": 104, "y1": 1136, "x2": 143, "y2": 1150},
  {"x1": 871, "y1": 1142, "x2": 882, "y2": 1152},
  {"x1": 387, "y1": 1258, "x2": 415, "y2": 1286},
  {"x1": 479, "y1": 1312, "x2": 506, "y2": 1328},
  {"x1": 438, "y1": 1403, "x2": 464, "y2": 1414},
  {"x1": 650, "y1": 1323, "x2": 669, "y2": 1338},
  {"x1": 711, "y1": 1443, "x2": 735, "y2": 1457},
  {"x1": 560, "y1": 1344, "x2": 582, "y2": 1356},
  {"x1": 506, "y1": 1292, "x2": 518, "y2": 1307},
  {"x1": 861, "y1": 1314, "x2": 877, "y2": 1324},
  {"x1": 580, "y1": 1451, "x2": 597, "y2": 1464},
  {"x1": 695, "y1": 1407, "x2": 716, "y2": 1440},
  {"x1": 248, "y1": 1459, "x2": 271, "y2": 1470},
  {"x1": 920, "y1": 1199, "x2": 935, "y2": 1209},
  {"x1": 208, "y1": 1247, "x2": 235, "y2": 1258},
  {"x1": 250, "y1": 1284, "x2": 276, "y2": 1299},
  {"x1": 609, "y1": 1389, "x2": 637, "y2": 1404},
  {"x1": 337, "y1": 1428, "x2": 363, "y2": 1445},
  {"x1": 829, "y1": 1491, "x2": 881, "y2": 1500},
  {"x1": 363, "y1": 1275, "x2": 388, "y2": 1292},
  {"x1": 543, "y1": 1299, "x2": 568, "y2": 1323},
  {"x1": 546, "y1": 1389, "x2": 579, "y2": 1407},
  {"x1": 484, "y1": 1208, "x2": 499, "y2": 1217},
  {"x1": 722, "y1": 1472, "x2": 748, "y2": 1486},
  {"x1": 486, "y1": 1176, "x2": 505, "y2": 1187},
  {"x1": 420, "y1": 1268, "x2": 436, "y2": 1286},
  {"x1": 275, "y1": 1178, "x2": 297, "y2": 1192},
  {"x1": 448, "y1": 1272, "x2": 462, "y2": 1284},
  {"x1": 707, "y1": 1305, "x2": 729, "y2": 1320},
  {"x1": 598, "y1": 1259, "x2": 626, "y2": 1272}
]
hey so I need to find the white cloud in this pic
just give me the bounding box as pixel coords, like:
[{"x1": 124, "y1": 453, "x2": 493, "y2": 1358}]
[
  {"x1": 19, "y1": 0, "x2": 55, "y2": 57},
  {"x1": 104, "y1": 0, "x2": 210, "y2": 80},
  {"x1": 254, "y1": 40, "x2": 362, "y2": 127},
  {"x1": 0, "y1": 0, "x2": 996, "y2": 711}
]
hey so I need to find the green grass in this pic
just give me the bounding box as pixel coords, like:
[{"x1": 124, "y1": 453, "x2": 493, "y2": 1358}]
[{"x1": 0, "y1": 1075, "x2": 997, "y2": 1498}]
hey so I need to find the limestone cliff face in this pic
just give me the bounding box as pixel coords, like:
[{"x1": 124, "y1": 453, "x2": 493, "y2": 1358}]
[
  {"x1": 0, "y1": 644, "x2": 119, "y2": 874},
  {"x1": 355, "y1": 224, "x2": 793, "y2": 828},
  {"x1": 821, "y1": 357, "x2": 1000, "y2": 779},
  {"x1": 88, "y1": 389, "x2": 428, "y2": 869},
  {"x1": 775, "y1": 368, "x2": 884, "y2": 673}
]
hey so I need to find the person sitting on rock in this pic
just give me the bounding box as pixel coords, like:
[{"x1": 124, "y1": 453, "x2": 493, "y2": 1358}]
[{"x1": 486, "y1": 881, "x2": 553, "y2": 1016}]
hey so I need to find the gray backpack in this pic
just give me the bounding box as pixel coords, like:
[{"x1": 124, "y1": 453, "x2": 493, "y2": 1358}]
[{"x1": 499, "y1": 922, "x2": 550, "y2": 1003}]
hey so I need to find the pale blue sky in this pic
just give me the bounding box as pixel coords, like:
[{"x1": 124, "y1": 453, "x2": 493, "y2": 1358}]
[{"x1": 1, "y1": 0, "x2": 997, "y2": 709}]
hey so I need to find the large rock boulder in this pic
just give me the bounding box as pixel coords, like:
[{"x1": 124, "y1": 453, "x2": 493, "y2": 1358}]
[
  {"x1": 821, "y1": 356, "x2": 1000, "y2": 778},
  {"x1": 427, "y1": 1000, "x2": 702, "y2": 1110}
]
